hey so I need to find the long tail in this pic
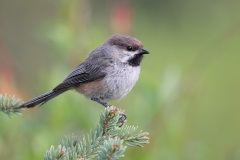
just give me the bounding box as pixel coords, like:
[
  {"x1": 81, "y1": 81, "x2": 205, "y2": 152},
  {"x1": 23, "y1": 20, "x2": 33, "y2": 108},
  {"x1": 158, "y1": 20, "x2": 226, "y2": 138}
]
[{"x1": 17, "y1": 89, "x2": 67, "y2": 109}]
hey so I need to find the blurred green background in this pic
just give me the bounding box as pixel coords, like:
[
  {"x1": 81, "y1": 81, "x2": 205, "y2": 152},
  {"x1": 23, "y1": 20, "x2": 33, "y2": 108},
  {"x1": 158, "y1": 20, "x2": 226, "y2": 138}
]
[{"x1": 1, "y1": 0, "x2": 240, "y2": 159}]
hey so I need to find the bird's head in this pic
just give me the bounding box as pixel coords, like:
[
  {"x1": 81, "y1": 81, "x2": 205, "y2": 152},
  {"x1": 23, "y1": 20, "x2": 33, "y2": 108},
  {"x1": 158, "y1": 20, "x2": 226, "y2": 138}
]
[{"x1": 104, "y1": 34, "x2": 149, "y2": 66}]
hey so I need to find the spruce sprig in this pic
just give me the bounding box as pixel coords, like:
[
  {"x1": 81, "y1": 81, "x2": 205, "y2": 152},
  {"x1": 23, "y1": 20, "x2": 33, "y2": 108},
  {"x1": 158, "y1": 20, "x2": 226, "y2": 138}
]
[
  {"x1": 44, "y1": 106, "x2": 149, "y2": 160},
  {"x1": 0, "y1": 94, "x2": 22, "y2": 117}
]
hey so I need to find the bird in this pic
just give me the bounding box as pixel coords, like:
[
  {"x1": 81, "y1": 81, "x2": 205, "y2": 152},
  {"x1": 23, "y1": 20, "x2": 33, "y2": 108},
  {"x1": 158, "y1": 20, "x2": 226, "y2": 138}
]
[{"x1": 17, "y1": 34, "x2": 149, "y2": 109}]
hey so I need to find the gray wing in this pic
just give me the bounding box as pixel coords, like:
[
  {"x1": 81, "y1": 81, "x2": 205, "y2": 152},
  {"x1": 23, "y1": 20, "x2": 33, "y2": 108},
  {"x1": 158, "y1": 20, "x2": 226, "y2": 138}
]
[
  {"x1": 53, "y1": 61, "x2": 106, "y2": 91},
  {"x1": 53, "y1": 47, "x2": 112, "y2": 91}
]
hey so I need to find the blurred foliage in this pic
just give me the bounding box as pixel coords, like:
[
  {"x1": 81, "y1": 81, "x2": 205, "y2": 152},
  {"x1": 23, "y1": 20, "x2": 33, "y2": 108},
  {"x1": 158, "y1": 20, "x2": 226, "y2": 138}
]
[{"x1": 0, "y1": 0, "x2": 240, "y2": 159}]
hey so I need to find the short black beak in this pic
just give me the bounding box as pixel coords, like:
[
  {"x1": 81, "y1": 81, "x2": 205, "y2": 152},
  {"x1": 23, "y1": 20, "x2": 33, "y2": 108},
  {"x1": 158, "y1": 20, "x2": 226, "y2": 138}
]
[{"x1": 139, "y1": 49, "x2": 150, "y2": 55}]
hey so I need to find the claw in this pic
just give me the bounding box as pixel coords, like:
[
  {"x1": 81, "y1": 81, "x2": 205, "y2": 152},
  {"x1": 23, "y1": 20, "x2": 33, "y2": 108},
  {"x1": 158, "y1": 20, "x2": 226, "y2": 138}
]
[{"x1": 118, "y1": 113, "x2": 127, "y2": 127}]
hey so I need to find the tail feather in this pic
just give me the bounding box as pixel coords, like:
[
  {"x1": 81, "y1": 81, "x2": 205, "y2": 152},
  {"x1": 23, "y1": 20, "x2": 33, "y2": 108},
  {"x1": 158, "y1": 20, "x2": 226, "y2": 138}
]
[{"x1": 18, "y1": 90, "x2": 66, "y2": 109}]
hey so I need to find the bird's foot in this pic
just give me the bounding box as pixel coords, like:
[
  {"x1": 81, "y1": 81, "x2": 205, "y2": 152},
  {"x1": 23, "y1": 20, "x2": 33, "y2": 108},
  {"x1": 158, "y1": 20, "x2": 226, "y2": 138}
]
[
  {"x1": 91, "y1": 98, "x2": 127, "y2": 126},
  {"x1": 118, "y1": 113, "x2": 127, "y2": 127},
  {"x1": 114, "y1": 108, "x2": 127, "y2": 127}
]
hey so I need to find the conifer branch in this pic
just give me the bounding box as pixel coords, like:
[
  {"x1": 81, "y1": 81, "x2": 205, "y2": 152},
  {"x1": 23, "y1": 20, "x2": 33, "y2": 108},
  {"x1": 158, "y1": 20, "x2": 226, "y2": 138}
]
[
  {"x1": 0, "y1": 94, "x2": 22, "y2": 117},
  {"x1": 44, "y1": 106, "x2": 149, "y2": 160}
]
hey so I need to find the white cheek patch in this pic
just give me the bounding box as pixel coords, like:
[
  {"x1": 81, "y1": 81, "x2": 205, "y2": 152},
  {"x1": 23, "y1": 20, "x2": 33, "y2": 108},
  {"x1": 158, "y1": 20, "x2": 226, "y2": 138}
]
[{"x1": 120, "y1": 51, "x2": 138, "y2": 63}]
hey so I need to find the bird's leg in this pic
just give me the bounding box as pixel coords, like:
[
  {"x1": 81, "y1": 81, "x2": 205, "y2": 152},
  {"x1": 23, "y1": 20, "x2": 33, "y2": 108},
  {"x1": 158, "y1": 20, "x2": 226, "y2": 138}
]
[
  {"x1": 91, "y1": 98, "x2": 127, "y2": 126},
  {"x1": 91, "y1": 98, "x2": 110, "y2": 107}
]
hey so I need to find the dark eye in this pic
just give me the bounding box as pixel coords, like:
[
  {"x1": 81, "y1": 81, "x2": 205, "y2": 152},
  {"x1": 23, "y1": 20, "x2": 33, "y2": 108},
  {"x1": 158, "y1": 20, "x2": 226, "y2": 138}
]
[{"x1": 127, "y1": 46, "x2": 133, "y2": 51}]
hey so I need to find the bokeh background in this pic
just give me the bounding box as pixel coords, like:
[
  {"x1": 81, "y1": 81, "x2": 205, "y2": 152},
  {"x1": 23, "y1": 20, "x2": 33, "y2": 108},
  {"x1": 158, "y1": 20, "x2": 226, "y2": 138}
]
[{"x1": 1, "y1": 0, "x2": 240, "y2": 159}]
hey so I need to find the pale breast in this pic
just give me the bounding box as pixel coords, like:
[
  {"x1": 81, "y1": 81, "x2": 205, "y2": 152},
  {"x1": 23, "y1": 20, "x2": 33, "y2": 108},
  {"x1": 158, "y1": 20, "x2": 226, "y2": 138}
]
[{"x1": 103, "y1": 65, "x2": 140, "y2": 100}]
